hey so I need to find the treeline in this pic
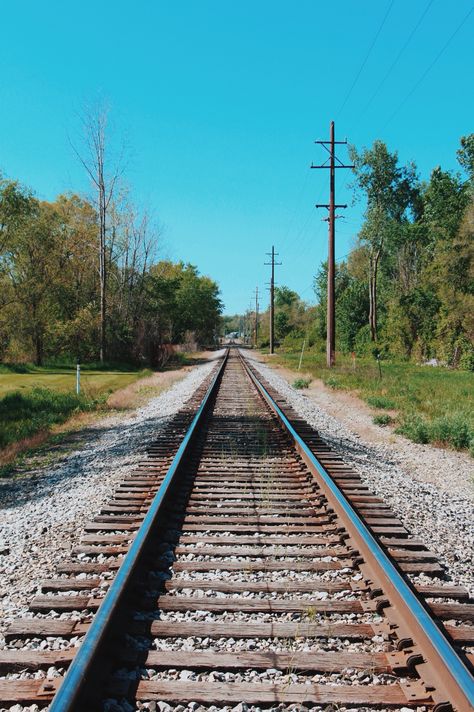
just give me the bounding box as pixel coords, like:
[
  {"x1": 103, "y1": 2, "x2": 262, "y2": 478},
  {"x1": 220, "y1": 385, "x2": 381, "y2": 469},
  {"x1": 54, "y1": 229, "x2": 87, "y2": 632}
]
[
  {"x1": 0, "y1": 182, "x2": 222, "y2": 366},
  {"x1": 249, "y1": 134, "x2": 474, "y2": 369}
]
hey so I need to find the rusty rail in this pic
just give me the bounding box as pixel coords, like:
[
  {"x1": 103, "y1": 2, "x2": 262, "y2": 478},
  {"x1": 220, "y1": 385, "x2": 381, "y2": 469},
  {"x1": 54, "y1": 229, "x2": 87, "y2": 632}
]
[{"x1": 240, "y1": 350, "x2": 474, "y2": 711}]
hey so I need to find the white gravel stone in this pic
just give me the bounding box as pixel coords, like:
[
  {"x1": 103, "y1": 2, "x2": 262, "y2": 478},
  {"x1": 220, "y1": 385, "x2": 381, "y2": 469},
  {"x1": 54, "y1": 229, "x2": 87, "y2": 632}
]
[
  {"x1": 0, "y1": 354, "x2": 223, "y2": 633},
  {"x1": 244, "y1": 351, "x2": 474, "y2": 595}
]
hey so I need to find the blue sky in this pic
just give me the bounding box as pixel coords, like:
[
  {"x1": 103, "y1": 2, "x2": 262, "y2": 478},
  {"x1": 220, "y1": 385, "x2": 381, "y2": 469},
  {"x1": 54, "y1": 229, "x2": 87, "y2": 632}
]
[{"x1": 0, "y1": 1, "x2": 472, "y2": 314}]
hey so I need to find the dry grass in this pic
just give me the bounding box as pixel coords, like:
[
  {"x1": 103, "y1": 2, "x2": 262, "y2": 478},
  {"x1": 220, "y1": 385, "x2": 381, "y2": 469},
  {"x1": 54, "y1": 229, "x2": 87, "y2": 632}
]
[
  {"x1": 0, "y1": 430, "x2": 50, "y2": 467},
  {"x1": 107, "y1": 368, "x2": 190, "y2": 409},
  {"x1": 0, "y1": 410, "x2": 103, "y2": 470}
]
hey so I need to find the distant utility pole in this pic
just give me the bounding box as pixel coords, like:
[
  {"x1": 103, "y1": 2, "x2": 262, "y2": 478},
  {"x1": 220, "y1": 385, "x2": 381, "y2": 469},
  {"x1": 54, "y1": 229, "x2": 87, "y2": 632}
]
[
  {"x1": 253, "y1": 287, "x2": 259, "y2": 347},
  {"x1": 247, "y1": 302, "x2": 253, "y2": 345},
  {"x1": 265, "y1": 246, "x2": 282, "y2": 355},
  {"x1": 311, "y1": 120, "x2": 353, "y2": 368}
]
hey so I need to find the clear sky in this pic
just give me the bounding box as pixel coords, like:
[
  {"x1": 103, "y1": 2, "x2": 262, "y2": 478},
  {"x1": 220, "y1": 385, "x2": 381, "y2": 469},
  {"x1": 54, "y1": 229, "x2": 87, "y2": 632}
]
[{"x1": 0, "y1": 1, "x2": 472, "y2": 314}]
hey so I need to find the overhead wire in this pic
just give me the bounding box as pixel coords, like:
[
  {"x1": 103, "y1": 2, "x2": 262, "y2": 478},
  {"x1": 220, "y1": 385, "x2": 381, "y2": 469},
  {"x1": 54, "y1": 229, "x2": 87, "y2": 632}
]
[
  {"x1": 336, "y1": 0, "x2": 395, "y2": 119},
  {"x1": 360, "y1": 0, "x2": 435, "y2": 117},
  {"x1": 282, "y1": 2, "x2": 472, "y2": 303},
  {"x1": 278, "y1": 168, "x2": 312, "y2": 254},
  {"x1": 383, "y1": 4, "x2": 474, "y2": 128},
  {"x1": 279, "y1": 0, "x2": 413, "y2": 288}
]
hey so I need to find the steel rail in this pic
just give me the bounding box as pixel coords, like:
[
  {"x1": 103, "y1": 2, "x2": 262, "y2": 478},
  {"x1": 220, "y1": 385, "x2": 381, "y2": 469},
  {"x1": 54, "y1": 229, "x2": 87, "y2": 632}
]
[
  {"x1": 239, "y1": 350, "x2": 474, "y2": 712},
  {"x1": 49, "y1": 350, "x2": 228, "y2": 712}
]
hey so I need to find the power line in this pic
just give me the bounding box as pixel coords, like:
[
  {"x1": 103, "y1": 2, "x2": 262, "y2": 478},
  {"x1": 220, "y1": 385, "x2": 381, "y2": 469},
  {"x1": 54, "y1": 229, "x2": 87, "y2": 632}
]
[
  {"x1": 336, "y1": 0, "x2": 395, "y2": 118},
  {"x1": 360, "y1": 0, "x2": 435, "y2": 117},
  {"x1": 383, "y1": 5, "x2": 474, "y2": 128},
  {"x1": 279, "y1": 169, "x2": 311, "y2": 254}
]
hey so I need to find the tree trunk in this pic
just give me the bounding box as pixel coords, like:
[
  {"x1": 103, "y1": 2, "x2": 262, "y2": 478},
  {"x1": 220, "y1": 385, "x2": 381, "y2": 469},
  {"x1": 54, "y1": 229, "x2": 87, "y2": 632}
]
[
  {"x1": 369, "y1": 255, "x2": 375, "y2": 341},
  {"x1": 99, "y1": 179, "x2": 106, "y2": 362},
  {"x1": 369, "y1": 248, "x2": 381, "y2": 342},
  {"x1": 35, "y1": 332, "x2": 43, "y2": 366}
]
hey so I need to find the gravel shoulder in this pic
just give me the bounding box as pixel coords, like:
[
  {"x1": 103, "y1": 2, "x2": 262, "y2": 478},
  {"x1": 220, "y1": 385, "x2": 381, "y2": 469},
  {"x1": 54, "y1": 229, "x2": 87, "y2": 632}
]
[
  {"x1": 0, "y1": 352, "x2": 224, "y2": 627},
  {"x1": 247, "y1": 351, "x2": 474, "y2": 595}
]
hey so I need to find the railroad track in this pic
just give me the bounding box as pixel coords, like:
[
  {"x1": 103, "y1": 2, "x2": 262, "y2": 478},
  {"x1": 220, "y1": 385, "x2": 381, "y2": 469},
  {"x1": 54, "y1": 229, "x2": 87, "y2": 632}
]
[{"x1": 0, "y1": 348, "x2": 473, "y2": 711}]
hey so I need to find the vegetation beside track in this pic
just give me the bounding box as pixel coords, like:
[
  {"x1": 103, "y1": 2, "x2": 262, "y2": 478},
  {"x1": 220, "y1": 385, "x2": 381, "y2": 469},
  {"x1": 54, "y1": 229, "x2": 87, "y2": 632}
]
[
  {"x1": 265, "y1": 349, "x2": 474, "y2": 456},
  {"x1": 0, "y1": 353, "x2": 214, "y2": 475},
  {"x1": 0, "y1": 361, "x2": 159, "y2": 474},
  {"x1": 0, "y1": 362, "x2": 150, "y2": 398}
]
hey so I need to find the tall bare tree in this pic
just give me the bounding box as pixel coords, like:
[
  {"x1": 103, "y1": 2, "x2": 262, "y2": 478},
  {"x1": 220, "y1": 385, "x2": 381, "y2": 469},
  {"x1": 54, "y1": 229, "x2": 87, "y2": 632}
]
[{"x1": 72, "y1": 102, "x2": 124, "y2": 361}]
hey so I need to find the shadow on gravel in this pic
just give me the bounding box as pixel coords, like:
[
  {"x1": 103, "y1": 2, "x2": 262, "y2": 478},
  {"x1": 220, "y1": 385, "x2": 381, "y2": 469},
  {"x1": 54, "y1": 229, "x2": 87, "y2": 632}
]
[{"x1": 0, "y1": 413, "x2": 170, "y2": 509}]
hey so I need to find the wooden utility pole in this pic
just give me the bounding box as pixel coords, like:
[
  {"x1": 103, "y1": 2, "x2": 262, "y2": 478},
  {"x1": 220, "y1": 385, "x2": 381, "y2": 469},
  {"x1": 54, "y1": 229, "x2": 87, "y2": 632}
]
[
  {"x1": 253, "y1": 287, "x2": 259, "y2": 347},
  {"x1": 311, "y1": 121, "x2": 353, "y2": 367},
  {"x1": 265, "y1": 246, "x2": 281, "y2": 354}
]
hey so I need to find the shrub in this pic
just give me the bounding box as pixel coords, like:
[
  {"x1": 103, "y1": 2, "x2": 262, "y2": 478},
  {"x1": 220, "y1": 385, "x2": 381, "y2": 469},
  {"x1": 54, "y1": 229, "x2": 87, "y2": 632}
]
[
  {"x1": 373, "y1": 414, "x2": 393, "y2": 426},
  {"x1": 366, "y1": 395, "x2": 396, "y2": 409},
  {"x1": 396, "y1": 412, "x2": 472, "y2": 451},
  {"x1": 324, "y1": 376, "x2": 342, "y2": 389},
  {"x1": 293, "y1": 377, "x2": 311, "y2": 389},
  {"x1": 395, "y1": 414, "x2": 430, "y2": 444},
  {"x1": 353, "y1": 324, "x2": 372, "y2": 355},
  {"x1": 0, "y1": 363, "x2": 33, "y2": 374},
  {"x1": 429, "y1": 414, "x2": 472, "y2": 449}
]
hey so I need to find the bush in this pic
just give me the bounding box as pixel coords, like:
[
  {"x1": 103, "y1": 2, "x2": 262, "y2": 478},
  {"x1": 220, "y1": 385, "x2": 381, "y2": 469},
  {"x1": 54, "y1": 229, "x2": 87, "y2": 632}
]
[
  {"x1": 366, "y1": 395, "x2": 396, "y2": 409},
  {"x1": 354, "y1": 324, "x2": 372, "y2": 355},
  {"x1": 395, "y1": 414, "x2": 430, "y2": 444},
  {"x1": 429, "y1": 414, "x2": 472, "y2": 449},
  {"x1": 396, "y1": 412, "x2": 472, "y2": 451},
  {"x1": 293, "y1": 377, "x2": 311, "y2": 389},
  {"x1": 373, "y1": 414, "x2": 393, "y2": 426},
  {"x1": 0, "y1": 363, "x2": 33, "y2": 374},
  {"x1": 324, "y1": 376, "x2": 342, "y2": 389}
]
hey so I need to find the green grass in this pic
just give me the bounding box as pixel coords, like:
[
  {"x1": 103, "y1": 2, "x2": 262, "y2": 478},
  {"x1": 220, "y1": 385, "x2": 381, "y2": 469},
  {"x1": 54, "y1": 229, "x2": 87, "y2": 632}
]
[
  {"x1": 293, "y1": 377, "x2": 311, "y2": 389},
  {"x1": 0, "y1": 387, "x2": 99, "y2": 450},
  {"x1": 0, "y1": 362, "x2": 152, "y2": 461},
  {"x1": 269, "y1": 348, "x2": 474, "y2": 455},
  {"x1": 0, "y1": 364, "x2": 150, "y2": 399},
  {"x1": 366, "y1": 395, "x2": 396, "y2": 409},
  {"x1": 373, "y1": 414, "x2": 393, "y2": 426}
]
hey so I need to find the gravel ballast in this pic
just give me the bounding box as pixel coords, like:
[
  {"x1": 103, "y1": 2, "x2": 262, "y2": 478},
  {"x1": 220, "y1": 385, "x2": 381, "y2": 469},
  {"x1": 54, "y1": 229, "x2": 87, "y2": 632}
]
[
  {"x1": 244, "y1": 351, "x2": 474, "y2": 596},
  {"x1": 0, "y1": 354, "x2": 223, "y2": 627}
]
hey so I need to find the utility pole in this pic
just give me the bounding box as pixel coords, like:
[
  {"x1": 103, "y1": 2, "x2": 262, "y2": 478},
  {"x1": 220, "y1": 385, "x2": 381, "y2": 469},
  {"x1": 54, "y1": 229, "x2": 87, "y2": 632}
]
[
  {"x1": 265, "y1": 246, "x2": 282, "y2": 355},
  {"x1": 253, "y1": 287, "x2": 259, "y2": 347},
  {"x1": 247, "y1": 301, "x2": 253, "y2": 345},
  {"x1": 311, "y1": 121, "x2": 353, "y2": 368}
]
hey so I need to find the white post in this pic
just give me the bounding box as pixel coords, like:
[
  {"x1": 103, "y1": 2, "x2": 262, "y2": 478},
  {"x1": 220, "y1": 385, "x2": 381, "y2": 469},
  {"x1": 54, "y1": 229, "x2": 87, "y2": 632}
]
[
  {"x1": 76, "y1": 363, "x2": 81, "y2": 395},
  {"x1": 298, "y1": 339, "x2": 306, "y2": 371}
]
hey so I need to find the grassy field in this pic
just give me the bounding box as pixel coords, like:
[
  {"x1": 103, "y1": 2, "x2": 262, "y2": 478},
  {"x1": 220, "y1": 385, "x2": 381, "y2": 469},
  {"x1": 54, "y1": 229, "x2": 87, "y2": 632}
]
[
  {"x1": 0, "y1": 364, "x2": 147, "y2": 398},
  {"x1": 0, "y1": 363, "x2": 151, "y2": 462},
  {"x1": 266, "y1": 348, "x2": 474, "y2": 455}
]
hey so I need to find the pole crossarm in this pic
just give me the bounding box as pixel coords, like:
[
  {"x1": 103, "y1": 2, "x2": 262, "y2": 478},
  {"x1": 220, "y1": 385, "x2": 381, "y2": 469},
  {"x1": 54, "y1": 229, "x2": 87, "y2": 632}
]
[
  {"x1": 315, "y1": 203, "x2": 347, "y2": 209},
  {"x1": 311, "y1": 163, "x2": 354, "y2": 169}
]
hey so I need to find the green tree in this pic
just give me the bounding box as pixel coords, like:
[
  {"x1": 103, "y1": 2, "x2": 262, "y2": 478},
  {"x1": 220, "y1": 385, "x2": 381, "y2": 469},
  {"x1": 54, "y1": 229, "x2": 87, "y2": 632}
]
[{"x1": 350, "y1": 141, "x2": 419, "y2": 341}]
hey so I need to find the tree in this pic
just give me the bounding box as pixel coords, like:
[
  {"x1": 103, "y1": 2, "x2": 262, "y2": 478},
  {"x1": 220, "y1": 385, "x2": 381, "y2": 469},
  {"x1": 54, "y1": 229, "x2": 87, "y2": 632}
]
[
  {"x1": 72, "y1": 102, "x2": 124, "y2": 361},
  {"x1": 457, "y1": 133, "x2": 474, "y2": 186},
  {"x1": 350, "y1": 141, "x2": 419, "y2": 341},
  {"x1": 315, "y1": 261, "x2": 368, "y2": 351}
]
